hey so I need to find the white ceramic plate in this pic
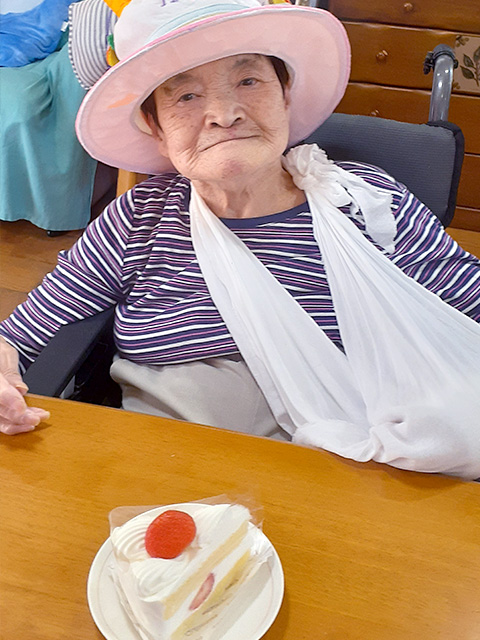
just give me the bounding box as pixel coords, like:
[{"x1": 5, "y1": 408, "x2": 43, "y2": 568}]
[{"x1": 87, "y1": 509, "x2": 284, "y2": 640}]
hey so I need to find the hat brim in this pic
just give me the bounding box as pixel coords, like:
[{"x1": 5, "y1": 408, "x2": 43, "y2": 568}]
[{"x1": 76, "y1": 5, "x2": 350, "y2": 174}]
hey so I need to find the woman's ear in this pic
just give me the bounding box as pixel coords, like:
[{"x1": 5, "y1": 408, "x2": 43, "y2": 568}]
[
  {"x1": 283, "y1": 83, "x2": 292, "y2": 109},
  {"x1": 143, "y1": 112, "x2": 169, "y2": 157},
  {"x1": 144, "y1": 112, "x2": 160, "y2": 139}
]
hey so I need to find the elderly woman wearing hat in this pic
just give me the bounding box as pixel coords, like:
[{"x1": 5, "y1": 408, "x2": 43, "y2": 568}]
[{"x1": 1, "y1": 0, "x2": 480, "y2": 478}]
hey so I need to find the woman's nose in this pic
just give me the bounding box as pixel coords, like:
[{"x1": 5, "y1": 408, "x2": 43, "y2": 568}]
[{"x1": 204, "y1": 92, "x2": 244, "y2": 128}]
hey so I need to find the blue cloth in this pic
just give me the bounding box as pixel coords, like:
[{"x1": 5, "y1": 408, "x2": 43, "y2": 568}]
[
  {"x1": 0, "y1": 0, "x2": 73, "y2": 67},
  {"x1": 0, "y1": 38, "x2": 97, "y2": 230}
]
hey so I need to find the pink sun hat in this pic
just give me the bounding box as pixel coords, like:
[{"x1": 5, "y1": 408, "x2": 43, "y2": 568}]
[{"x1": 75, "y1": 0, "x2": 351, "y2": 174}]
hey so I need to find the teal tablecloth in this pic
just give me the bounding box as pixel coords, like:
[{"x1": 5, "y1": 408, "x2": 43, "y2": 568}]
[{"x1": 0, "y1": 38, "x2": 97, "y2": 230}]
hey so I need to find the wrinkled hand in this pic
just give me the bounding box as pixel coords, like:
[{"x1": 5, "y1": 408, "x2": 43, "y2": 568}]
[{"x1": 0, "y1": 337, "x2": 50, "y2": 434}]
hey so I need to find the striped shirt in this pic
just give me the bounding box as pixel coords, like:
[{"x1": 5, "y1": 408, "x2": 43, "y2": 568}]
[{"x1": 2, "y1": 162, "x2": 480, "y2": 372}]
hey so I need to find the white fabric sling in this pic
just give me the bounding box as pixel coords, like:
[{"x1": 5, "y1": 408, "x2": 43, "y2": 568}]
[{"x1": 190, "y1": 144, "x2": 480, "y2": 479}]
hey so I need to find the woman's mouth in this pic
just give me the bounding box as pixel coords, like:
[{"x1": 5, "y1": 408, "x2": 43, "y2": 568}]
[{"x1": 202, "y1": 135, "x2": 256, "y2": 151}]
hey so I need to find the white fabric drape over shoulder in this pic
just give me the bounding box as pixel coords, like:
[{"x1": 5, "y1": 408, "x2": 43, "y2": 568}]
[{"x1": 190, "y1": 144, "x2": 480, "y2": 479}]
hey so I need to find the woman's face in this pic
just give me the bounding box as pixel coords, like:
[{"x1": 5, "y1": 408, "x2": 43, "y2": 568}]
[{"x1": 149, "y1": 54, "x2": 291, "y2": 186}]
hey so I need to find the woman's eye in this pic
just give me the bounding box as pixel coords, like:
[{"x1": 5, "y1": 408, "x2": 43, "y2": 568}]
[
  {"x1": 240, "y1": 77, "x2": 257, "y2": 87},
  {"x1": 178, "y1": 93, "x2": 196, "y2": 103}
]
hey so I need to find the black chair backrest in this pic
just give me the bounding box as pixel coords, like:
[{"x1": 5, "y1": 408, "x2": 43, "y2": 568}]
[{"x1": 302, "y1": 113, "x2": 464, "y2": 227}]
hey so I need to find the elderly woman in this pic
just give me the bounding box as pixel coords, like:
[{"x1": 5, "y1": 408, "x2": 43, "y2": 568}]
[{"x1": 1, "y1": 0, "x2": 480, "y2": 478}]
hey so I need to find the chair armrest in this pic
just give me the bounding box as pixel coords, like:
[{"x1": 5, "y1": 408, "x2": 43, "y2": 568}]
[{"x1": 24, "y1": 308, "x2": 116, "y2": 398}]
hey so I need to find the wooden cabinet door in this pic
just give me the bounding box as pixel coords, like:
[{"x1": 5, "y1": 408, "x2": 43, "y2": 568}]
[
  {"x1": 329, "y1": 0, "x2": 480, "y2": 33},
  {"x1": 344, "y1": 22, "x2": 457, "y2": 89}
]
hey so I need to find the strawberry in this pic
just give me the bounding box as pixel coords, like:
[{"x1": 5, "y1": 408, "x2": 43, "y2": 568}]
[
  {"x1": 145, "y1": 510, "x2": 196, "y2": 559},
  {"x1": 189, "y1": 573, "x2": 215, "y2": 611}
]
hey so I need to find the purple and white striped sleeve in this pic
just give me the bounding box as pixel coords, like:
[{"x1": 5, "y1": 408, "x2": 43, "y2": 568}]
[
  {"x1": 0, "y1": 191, "x2": 135, "y2": 372},
  {"x1": 340, "y1": 162, "x2": 480, "y2": 322},
  {"x1": 390, "y1": 185, "x2": 480, "y2": 321}
]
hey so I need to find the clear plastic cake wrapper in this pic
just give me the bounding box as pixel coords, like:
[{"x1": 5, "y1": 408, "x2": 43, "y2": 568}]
[
  {"x1": 108, "y1": 493, "x2": 264, "y2": 530},
  {"x1": 107, "y1": 494, "x2": 275, "y2": 640}
]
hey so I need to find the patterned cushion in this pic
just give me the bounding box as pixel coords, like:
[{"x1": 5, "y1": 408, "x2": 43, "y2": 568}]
[{"x1": 68, "y1": 0, "x2": 117, "y2": 90}]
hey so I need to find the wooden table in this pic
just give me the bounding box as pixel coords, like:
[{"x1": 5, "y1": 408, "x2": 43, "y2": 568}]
[{"x1": 1, "y1": 396, "x2": 480, "y2": 640}]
